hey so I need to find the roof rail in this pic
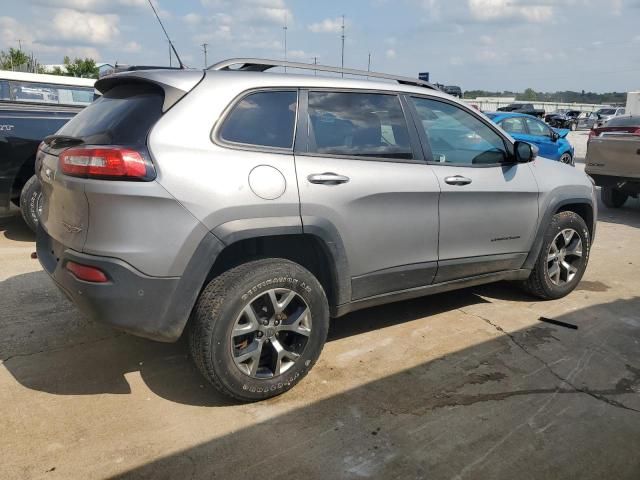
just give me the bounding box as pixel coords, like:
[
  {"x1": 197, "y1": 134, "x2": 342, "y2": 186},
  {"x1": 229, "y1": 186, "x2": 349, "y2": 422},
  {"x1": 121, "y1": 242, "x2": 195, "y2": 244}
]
[{"x1": 207, "y1": 58, "x2": 438, "y2": 91}]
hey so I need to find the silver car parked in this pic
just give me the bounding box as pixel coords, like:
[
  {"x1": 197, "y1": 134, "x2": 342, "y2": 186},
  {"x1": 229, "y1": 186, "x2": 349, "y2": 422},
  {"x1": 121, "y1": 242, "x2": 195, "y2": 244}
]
[{"x1": 36, "y1": 59, "x2": 597, "y2": 401}]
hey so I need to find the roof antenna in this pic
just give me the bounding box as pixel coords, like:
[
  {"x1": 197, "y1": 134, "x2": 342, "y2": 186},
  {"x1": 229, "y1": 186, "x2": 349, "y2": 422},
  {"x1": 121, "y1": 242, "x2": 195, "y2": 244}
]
[{"x1": 146, "y1": 0, "x2": 185, "y2": 69}]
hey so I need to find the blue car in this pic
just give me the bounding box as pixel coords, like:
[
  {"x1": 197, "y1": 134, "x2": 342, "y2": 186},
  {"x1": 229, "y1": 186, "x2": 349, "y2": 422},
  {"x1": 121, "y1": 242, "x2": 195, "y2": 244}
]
[{"x1": 486, "y1": 112, "x2": 575, "y2": 165}]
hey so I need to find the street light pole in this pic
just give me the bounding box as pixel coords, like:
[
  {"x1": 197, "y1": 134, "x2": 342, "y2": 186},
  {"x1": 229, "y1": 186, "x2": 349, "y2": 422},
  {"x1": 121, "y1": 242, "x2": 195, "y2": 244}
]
[
  {"x1": 283, "y1": 12, "x2": 288, "y2": 72},
  {"x1": 201, "y1": 43, "x2": 208, "y2": 68},
  {"x1": 341, "y1": 15, "x2": 345, "y2": 77}
]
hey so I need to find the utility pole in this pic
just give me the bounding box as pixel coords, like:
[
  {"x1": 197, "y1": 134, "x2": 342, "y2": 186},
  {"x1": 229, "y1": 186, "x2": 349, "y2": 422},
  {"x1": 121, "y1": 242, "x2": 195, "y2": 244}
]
[
  {"x1": 313, "y1": 56, "x2": 318, "y2": 76},
  {"x1": 367, "y1": 52, "x2": 371, "y2": 72},
  {"x1": 168, "y1": 41, "x2": 172, "y2": 67},
  {"x1": 201, "y1": 43, "x2": 208, "y2": 68},
  {"x1": 283, "y1": 12, "x2": 288, "y2": 72},
  {"x1": 17, "y1": 39, "x2": 22, "y2": 51},
  {"x1": 341, "y1": 15, "x2": 345, "y2": 77}
]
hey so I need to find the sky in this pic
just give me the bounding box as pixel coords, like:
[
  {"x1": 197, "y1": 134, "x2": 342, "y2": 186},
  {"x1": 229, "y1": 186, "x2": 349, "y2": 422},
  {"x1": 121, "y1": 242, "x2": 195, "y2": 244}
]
[{"x1": 1, "y1": 0, "x2": 639, "y2": 92}]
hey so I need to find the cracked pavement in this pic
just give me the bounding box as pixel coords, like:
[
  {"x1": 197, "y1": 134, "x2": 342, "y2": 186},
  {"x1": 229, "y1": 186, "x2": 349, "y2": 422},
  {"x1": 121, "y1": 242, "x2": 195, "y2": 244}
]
[{"x1": 1, "y1": 149, "x2": 640, "y2": 479}]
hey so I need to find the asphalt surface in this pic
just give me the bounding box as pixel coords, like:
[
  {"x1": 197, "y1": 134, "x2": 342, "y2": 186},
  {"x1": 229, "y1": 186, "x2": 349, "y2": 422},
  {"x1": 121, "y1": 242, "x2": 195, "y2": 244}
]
[{"x1": 1, "y1": 131, "x2": 639, "y2": 479}]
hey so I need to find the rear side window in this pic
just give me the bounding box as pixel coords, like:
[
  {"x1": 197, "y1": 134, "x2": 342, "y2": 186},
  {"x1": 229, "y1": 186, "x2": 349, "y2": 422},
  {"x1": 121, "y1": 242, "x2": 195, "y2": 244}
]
[
  {"x1": 58, "y1": 83, "x2": 163, "y2": 145},
  {"x1": 307, "y1": 92, "x2": 412, "y2": 160},
  {"x1": 9, "y1": 81, "x2": 94, "y2": 106},
  {"x1": 219, "y1": 91, "x2": 297, "y2": 149}
]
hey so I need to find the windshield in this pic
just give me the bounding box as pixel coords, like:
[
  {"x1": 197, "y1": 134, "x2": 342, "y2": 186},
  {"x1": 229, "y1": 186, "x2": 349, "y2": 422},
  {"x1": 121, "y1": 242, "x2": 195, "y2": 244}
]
[{"x1": 597, "y1": 109, "x2": 616, "y2": 115}]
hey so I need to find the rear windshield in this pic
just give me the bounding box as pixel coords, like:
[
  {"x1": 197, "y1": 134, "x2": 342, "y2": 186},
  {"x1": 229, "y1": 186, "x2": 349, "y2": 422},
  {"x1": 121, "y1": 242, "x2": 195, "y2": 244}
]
[
  {"x1": 58, "y1": 83, "x2": 163, "y2": 145},
  {"x1": 597, "y1": 109, "x2": 616, "y2": 115},
  {"x1": 605, "y1": 116, "x2": 639, "y2": 127}
]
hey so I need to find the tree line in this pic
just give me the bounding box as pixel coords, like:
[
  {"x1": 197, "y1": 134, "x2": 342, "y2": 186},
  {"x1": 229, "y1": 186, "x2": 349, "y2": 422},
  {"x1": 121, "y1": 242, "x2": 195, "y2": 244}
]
[
  {"x1": 0, "y1": 48, "x2": 99, "y2": 79},
  {"x1": 464, "y1": 88, "x2": 627, "y2": 105}
]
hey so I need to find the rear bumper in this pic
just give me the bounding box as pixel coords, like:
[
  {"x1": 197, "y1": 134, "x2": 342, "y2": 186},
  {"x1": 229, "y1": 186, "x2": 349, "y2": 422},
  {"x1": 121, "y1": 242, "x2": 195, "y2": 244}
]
[
  {"x1": 588, "y1": 174, "x2": 640, "y2": 192},
  {"x1": 37, "y1": 225, "x2": 224, "y2": 342}
]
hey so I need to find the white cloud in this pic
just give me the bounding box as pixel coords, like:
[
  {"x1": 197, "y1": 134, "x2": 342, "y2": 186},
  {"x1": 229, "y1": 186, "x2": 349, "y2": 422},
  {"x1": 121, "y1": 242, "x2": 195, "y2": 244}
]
[
  {"x1": 468, "y1": 0, "x2": 553, "y2": 23},
  {"x1": 122, "y1": 41, "x2": 141, "y2": 52},
  {"x1": 386, "y1": 48, "x2": 397, "y2": 59},
  {"x1": 51, "y1": 9, "x2": 120, "y2": 44},
  {"x1": 308, "y1": 17, "x2": 345, "y2": 33},
  {"x1": 479, "y1": 34, "x2": 493, "y2": 45},
  {"x1": 183, "y1": 13, "x2": 203, "y2": 25}
]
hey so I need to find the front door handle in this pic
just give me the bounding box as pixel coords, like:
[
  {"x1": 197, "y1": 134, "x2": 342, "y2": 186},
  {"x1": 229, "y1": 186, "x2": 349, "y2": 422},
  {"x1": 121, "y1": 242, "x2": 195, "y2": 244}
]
[
  {"x1": 444, "y1": 175, "x2": 472, "y2": 186},
  {"x1": 307, "y1": 172, "x2": 350, "y2": 185}
]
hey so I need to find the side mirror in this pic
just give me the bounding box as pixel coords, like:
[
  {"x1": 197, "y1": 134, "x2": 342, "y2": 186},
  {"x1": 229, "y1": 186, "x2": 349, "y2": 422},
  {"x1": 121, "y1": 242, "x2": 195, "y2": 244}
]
[
  {"x1": 514, "y1": 141, "x2": 538, "y2": 163},
  {"x1": 550, "y1": 131, "x2": 560, "y2": 142}
]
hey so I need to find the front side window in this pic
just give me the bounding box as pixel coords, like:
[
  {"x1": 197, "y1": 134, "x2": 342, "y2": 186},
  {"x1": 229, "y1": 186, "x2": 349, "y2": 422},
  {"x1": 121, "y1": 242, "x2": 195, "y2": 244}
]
[
  {"x1": 500, "y1": 117, "x2": 526, "y2": 134},
  {"x1": 524, "y1": 117, "x2": 551, "y2": 137},
  {"x1": 411, "y1": 97, "x2": 508, "y2": 165},
  {"x1": 219, "y1": 90, "x2": 297, "y2": 149},
  {"x1": 307, "y1": 91, "x2": 413, "y2": 160}
]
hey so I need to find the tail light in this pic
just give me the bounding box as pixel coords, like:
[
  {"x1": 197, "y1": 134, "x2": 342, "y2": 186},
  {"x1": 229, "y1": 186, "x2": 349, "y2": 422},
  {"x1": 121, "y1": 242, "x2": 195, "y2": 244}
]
[
  {"x1": 588, "y1": 130, "x2": 598, "y2": 141},
  {"x1": 59, "y1": 146, "x2": 155, "y2": 180},
  {"x1": 66, "y1": 261, "x2": 109, "y2": 283},
  {"x1": 635, "y1": 128, "x2": 640, "y2": 136}
]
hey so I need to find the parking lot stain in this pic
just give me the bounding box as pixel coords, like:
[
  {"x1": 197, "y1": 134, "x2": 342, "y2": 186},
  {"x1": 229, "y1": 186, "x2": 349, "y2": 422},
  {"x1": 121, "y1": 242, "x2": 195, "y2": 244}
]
[{"x1": 576, "y1": 280, "x2": 610, "y2": 292}]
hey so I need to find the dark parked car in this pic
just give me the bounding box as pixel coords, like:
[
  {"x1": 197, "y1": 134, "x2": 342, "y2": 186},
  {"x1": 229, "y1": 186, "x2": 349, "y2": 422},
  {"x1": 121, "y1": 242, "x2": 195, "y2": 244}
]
[
  {"x1": 545, "y1": 109, "x2": 583, "y2": 130},
  {"x1": 497, "y1": 103, "x2": 545, "y2": 118},
  {"x1": 443, "y1": 85, "x2": 462, "y2": 98},
  {"x1": 0, "y1": 70, "x2": 94, "y2": 231}
]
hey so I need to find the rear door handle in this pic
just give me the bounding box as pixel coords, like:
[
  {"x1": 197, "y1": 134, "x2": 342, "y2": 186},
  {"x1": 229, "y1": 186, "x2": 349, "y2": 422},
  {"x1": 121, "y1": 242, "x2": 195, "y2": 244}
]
[
  {"x1": 307, "y1": 173, "x2": 350, "y2": 185},
  {"x1": 444, "y1": 175, "x2": 472, "y2": 186}
]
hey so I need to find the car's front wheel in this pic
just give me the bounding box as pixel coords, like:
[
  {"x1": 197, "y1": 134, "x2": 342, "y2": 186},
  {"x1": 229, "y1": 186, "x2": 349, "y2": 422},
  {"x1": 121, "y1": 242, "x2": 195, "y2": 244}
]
[
  {"x1": 601, "y1": 187, "x2": 628, "y2": 208},
  {"x1": 559, "y1": 153, "x2": 574, "y2": 166},
  {"x1": 189, "y1": 258, "x2": 329, "y2": 402},
  {"x1": 522, "y1": 211, "x2": 590, "y2": 300}
]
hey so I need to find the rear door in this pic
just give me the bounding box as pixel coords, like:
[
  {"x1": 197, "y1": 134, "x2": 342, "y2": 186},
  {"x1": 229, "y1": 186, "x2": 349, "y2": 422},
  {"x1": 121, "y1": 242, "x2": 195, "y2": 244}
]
[
  {"x1": 294, "y1": 90, "x2": 440, "y2": 301},
  {"x1": 407, "y1": 96, "x2": 539, "y2": 283}
]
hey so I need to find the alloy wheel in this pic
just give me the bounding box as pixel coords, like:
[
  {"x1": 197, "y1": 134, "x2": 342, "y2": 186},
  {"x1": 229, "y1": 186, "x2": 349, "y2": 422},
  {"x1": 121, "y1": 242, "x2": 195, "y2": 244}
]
[
  {"x1": 560, "y1": 153, "x2": 573, "y2": 165},
  {"x1": 231, "y1": 288, "x2": 311, "y2": 379},
  {"x1": 546, "y1": 228, "x2": 583, "y2": 286}
]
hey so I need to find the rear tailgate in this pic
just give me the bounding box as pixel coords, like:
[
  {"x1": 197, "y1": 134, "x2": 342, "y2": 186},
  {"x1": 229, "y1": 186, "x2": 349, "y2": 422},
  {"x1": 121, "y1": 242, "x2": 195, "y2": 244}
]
[
  {"x1": 37, "y1": 147, "x2": 88, "y2": 251},
  {"x1": 586, "y1": 136, "x2": 640, "y2": 179}
]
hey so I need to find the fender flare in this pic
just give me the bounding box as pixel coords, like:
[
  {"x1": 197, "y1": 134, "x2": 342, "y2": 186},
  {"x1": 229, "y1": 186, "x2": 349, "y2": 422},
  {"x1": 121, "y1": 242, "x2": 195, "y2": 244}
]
[{"x1": 523, "y1": 196, "x2": 595, "y2": 270}]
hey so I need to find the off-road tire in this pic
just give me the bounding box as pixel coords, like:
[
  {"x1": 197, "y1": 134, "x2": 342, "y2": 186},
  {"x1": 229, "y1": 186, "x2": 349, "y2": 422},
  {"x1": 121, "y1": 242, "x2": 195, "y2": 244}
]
[
  {"x1": 19, "y1": 175, "x2": 42, "y2": 233},
  {"x1": 601, "y1": 187, "x2": 627, "y2": 209},
  {"x1": 189, "y1": 258, "x2": 329, "y2": 402},
  {"x1": 522, "y1": 211, "x2": 590, "y2": 300}
]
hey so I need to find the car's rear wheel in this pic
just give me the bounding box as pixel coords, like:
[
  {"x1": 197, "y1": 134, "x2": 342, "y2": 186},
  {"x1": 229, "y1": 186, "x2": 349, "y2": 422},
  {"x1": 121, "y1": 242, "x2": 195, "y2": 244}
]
[
  {"x1": 522, "y1": 211, "x2": 590, "y2": 300},
  {"x1": 559, "y1": 152, "x2": 574, "y2": 166},
  {"x1": 19, "y1": 175, "x2": 42, "y2": 233},
  {"x1": 189, "y1": 258, "x2": 329, "y2": 402},
  {"x1": 601, "y1": 187, "x2": 628, "y2": 208}
]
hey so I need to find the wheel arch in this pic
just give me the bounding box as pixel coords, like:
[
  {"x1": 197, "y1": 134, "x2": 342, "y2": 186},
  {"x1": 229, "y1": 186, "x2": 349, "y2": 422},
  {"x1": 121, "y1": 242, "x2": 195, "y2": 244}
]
[
  {"x1": 209, "y1": 217, "x2": 351, "y2": 313},
  {"x1": 523, "y1": 197, "x2": 595, "y2": 270}
]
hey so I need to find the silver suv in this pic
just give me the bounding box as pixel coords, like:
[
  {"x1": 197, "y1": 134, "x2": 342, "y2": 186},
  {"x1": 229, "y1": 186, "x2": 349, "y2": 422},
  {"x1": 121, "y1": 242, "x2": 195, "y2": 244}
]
[{"x1": 36, "y1": 59, "x2": 597, "y2": 401}]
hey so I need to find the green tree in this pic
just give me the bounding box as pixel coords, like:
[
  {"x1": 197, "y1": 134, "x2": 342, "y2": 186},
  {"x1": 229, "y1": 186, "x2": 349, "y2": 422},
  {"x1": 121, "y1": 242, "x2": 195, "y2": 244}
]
[
  {"x1": 0, "y1": 48, "x2": 31, "y2": 70},
  {"x1": 519, "y1": 88, "x2": 538, "y2": 101},
  {"x1": 62, "y1": 56, "x2": 99, "y2": 79}
]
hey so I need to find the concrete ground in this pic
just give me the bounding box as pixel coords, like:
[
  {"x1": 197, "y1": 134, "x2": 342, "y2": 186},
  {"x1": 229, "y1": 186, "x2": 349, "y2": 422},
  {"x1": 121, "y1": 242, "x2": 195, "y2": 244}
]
[{"x1": 1, "y1": 133, "x2": 639, "y2": 479}]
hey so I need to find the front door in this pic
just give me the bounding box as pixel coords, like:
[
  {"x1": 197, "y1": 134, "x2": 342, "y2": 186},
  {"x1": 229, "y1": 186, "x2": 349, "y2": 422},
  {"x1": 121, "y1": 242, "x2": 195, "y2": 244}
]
[
  {"x1": 523, "y1": 116, "x2": 558, "y2": 159},
  {"x1": 294, "y1": 90, "x2": 441, "y2": 301},
  {"x1": 408, "y1": 96, "x2": 539, "y2": 283}
]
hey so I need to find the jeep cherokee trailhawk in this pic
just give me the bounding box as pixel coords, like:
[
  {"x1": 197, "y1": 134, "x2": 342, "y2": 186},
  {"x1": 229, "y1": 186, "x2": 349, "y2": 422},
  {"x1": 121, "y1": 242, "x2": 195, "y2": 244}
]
[{"x1": 36, "y1": 59, "x2": 597, "y2": 401}]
